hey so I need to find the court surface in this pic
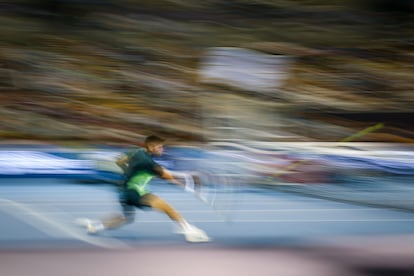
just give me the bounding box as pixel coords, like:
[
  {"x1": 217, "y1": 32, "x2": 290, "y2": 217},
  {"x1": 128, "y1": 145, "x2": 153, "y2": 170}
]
[{"x1": 1, "y1": 177, "x2": 414, "y2": 276}]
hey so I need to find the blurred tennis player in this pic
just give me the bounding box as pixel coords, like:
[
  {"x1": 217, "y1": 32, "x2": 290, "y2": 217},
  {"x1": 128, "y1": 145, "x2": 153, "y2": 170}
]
[{"x1": 77, "y1": 135, "x2": 210, "y2": 242}]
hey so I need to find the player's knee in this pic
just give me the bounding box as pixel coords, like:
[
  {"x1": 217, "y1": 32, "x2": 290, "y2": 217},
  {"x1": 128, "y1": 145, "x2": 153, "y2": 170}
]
[
  {"x1": 124, "y1": 213, "x2": 135, "y2": 224},
  {"x1": 121, "y1": 209, "x2": 136, "y2": 224},
  {"x1": 145, "y1": 196, "x2": 162, "y2": 208}
]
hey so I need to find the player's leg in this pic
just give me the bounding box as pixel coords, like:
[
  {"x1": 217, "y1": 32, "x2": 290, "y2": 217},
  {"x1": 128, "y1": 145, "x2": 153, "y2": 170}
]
[
  {"x1": 139, "y1": 193, "x2": 184, "y2": 221},
  {"x1": 82, "y1": 214, "x2": 123, "y2": 234},
  {"x1": 139, "y1": 193, "x2": 210, "y2": 242},
  {"x1": 76, "y1": 190, "x2": 134, "y2": 234},
  {"x1": 98, "y1": 189, "x2": 138, "y2": 230}
]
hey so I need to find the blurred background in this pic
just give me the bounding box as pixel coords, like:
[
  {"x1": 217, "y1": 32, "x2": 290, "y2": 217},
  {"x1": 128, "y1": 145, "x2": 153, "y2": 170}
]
[
  {"x1": 0, "y1": 0, "x2": 413, "y2": 143},
  {"x1": 1, "y1": 1, "x2": 414, "y2": 275}
]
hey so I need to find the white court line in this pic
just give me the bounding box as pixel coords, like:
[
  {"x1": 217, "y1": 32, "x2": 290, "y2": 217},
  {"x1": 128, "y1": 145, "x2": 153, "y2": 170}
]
[
  {"x1": 115, "y1": 218, "x2": 414, "y2": 223},
  {"x1": 179, "y1": 208, "x2": 403, "y2": 213},
  {"x1": 0, "y1": 199, "x2": 129, "y2": 249},
  {"x1": 0, "y1": 199, "x2": 335, "y2": 205},
  {"x1": 0, "y1": 208, "x2": 385, "y2": 215}
]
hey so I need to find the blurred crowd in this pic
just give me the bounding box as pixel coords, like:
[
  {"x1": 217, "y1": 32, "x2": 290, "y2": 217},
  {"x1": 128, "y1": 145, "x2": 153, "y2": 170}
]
[{"x1": 0, "y1": 0, "x2": 413, "y2": 144}]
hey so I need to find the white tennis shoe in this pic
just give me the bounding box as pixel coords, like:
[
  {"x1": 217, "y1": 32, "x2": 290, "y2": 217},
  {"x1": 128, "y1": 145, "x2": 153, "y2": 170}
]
[
  {"x1": 182, "y1": 224, "x2": 211, "y2": 243},
  {"x1": 75, "y1": 218, "x2": 105, "y2": 234}
]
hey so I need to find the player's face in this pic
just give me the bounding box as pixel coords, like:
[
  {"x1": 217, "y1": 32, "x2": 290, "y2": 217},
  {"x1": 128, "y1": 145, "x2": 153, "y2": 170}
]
[{"x1": 149, "y1": 143, "x2": 164, "y2": 156}]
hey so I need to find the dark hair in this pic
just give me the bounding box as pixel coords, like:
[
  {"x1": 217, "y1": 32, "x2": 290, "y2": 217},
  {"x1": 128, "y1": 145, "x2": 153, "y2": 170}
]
[{"x1": 145, "y1": 135, "x2": 165, "y2": 146}]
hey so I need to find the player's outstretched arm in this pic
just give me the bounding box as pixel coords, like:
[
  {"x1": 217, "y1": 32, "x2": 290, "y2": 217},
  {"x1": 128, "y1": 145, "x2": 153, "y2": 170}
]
[{"x1": 158, "y1": 167, "x2": 185, "y2": 187}]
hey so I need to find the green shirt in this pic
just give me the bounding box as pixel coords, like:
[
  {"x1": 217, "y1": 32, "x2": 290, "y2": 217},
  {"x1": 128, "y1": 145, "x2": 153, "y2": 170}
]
[{"x1": 123, "y1": 148, "x2": 162, "y2": 196}]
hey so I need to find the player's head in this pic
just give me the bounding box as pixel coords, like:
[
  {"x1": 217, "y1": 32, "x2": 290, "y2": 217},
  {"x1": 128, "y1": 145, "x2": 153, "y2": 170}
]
[{"x1": 145, "y1": 135, "x2": 165, "y2": 156}]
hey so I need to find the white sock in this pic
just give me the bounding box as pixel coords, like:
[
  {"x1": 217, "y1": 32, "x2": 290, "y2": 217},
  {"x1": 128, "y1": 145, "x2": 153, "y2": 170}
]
[{"x1": 178, "y1": 221, "x2": 193, "y2": 232}]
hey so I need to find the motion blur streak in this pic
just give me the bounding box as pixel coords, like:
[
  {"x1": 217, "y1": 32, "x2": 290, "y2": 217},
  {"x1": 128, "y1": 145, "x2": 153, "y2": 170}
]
[{"x1": 1, "y1": 1, "x2": 414, "y2": 276}]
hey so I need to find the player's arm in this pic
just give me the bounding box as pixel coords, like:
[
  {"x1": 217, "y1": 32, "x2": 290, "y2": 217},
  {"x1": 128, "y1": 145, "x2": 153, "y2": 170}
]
[
  {"x1": 116, "y1": 154, "x2": 129, "y2": 172},
  {"x1": 155, "y1": 166, "x2": 185, "y2": 187}
]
